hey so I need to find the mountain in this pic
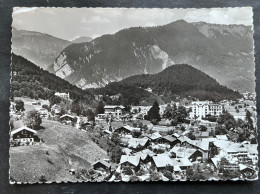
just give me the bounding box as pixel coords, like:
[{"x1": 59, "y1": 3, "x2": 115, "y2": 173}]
[
  {"x1": 49, "y1": 20, "x2": 254, "y2": 92},
  {"x1": 71, "y1": 36, "x2": 93, "y2": 43},
  {"x1": 11, "y1": 54, "x2": 94, "y2": 103},
  {"x1": 12, "y1": 29, "x2": 71, "y2": 70},
  {"x1": 92, "y1": 64, "x2": 242, "y2": 105}
]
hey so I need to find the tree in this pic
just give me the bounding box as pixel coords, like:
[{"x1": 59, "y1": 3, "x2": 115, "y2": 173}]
[
  {"x1": 147, "y1": 101, "x2": 161, "y2": 123},
  {"x1": 15, "y1": 100, "x2": 24, "y2": 112},
  {"x1": 96, "y1": 101, "x2": 105, "y2": 114},
  {"x1": 199, "y1": 125, "x2": 207, "y2": 131},
  {"x1": 49, "y1": 95, "x2": 62, "y2": 105},
  {"x1": 187, "y1": 132, "x2": 196, "y2": 140},
  {"x1": 86, "y1": 109, "x2": 95, "y2": 121},
  {"x1": 109, "y1": 145, "x2": 122, "y2": 163},
  {"x1": 24, "y1": 110, "x2": 42, "y2": 130},
  {"x1": 163, "y1": 103, "x2": 172, "y2": 119},
  {"x1": 111, "y1": 132, "x2": 120, "y2": 145}
]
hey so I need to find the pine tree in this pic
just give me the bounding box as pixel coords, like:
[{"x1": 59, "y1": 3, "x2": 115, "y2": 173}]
[{"x1": 147, "y1": 101, "x2": 161, "y2": 123}]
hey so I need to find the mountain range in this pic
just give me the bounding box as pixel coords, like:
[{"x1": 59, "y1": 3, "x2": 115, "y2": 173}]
[
  {"x1": 12, "y1": 29, "x2": 71, "y2": 70},
  {"x1": 71, "y1": 36, "x2": 93, "y2": 43},
  {"x1": 47, "y1": 20, "x2": 254, "y2": 93}
]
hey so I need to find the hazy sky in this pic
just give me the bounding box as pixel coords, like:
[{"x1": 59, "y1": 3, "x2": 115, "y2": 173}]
[{"x1": 12, "y1": 7, "x2": 253, "y2": 40}]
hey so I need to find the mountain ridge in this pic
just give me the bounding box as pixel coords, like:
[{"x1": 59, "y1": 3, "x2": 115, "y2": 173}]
[{"x1": 48, "y1": 20, "x2": 254, "y2": 92}]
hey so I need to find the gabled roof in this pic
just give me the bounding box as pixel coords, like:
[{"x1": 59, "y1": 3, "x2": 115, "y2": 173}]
[
  {"x1": 162, "y1": 135, "x2": 177, "y2": 142},
  {"x1": 148, "y1": 132, "x2": 162, "y2": 140},
  {"x1": 60, "y1": 114, "x2": 75, "y2": 119},
  {"x1": 133, "y1": 152, "x2": 148, "y2": 160},
  {"x1": 152, "y1": 154, "x2": 173, "y2": 168},
  {"x1": 140, "y1": 149, "x2": 155, "y2": 157},
  {"x1": 11, "y1": 126, "x2": 37, "y2": 136},
  {"x1": 92, "y1": 160, "x2": 111, "y2": 168},
  {"x1": 169, "y1": 147, "x2": 198, "y2": 158},
  {"x1": 122, "y1": 148, "x2": 133, "y2": 155},
  {"x1": 173, "y1": 133, "x2": 180, "y2": 138},
  {"x1": 115, "y1": 125, "x2": 140, "y2": 133},
  {"x1": 128, "y1": 138, "x2": 149, "y2": 149},
  {"x1": 120, "y1": 155, "x2": 140, "y2": 166}
]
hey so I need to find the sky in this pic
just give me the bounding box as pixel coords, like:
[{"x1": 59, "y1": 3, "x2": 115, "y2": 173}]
[{"x1": 12, "y1": 7, "x2": 253, "y2": 41}]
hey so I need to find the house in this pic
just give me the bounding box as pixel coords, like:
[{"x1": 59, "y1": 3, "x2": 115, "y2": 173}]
[
  {"x1": 54, "y1": 92, "x2": 70, "y2": 100},
  {"x1": 39, "y1": 108, "x2": 48, "y2": 119},
  {"x1": 160, "y1": 135, "x2": 179, "y2": 147},
  {"x1": 169, "y1": 147, "x2": 203, "y2": 162},
  {"x1": 152, "y1": 154, "x2": 173, "y2": 171},
  {"x1": 104, "y1": 105, "x2": 125, "y2": 119},
  {"x1": 10, "y1": 102, "x2": 16, "y2": 115},
  {"x1": 148, "y1": 132, "x2": 162, "y2": 142},
  {"x1": 114, "y1": 125, "x2": 140, "y2": 135},
  {"x1": 51, "y1": 104, "x2": 61, "y2": 115},
  {"x1": 60, "y1": 114, "x2": 76, "y2": 124},
  {"x1": 122, "y1": 148, "x2": 133, "y2": 155},
  {"x1": 128, "y1": 138, "x2": 149, "y2": 150},
  {"x1": 172, "y1": 158, "x2": 193, "y2": 170},
  {"x1": 92, "y1": 160, "x2": 111, "y2": 171},
  {"x1": 10, "y1": 126, "x2": 40, "y2": 144},
  {"x1": 200, "y1": 131, "x2": 210, "y2": 138},
  {"x1": 120, "y1": 155, "x2": 141, "y2": 170}
]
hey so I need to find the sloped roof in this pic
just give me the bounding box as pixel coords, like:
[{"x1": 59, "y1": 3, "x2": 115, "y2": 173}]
[
  {"x1": 60, "y1": 114, "x2": 75, "y2": 119},
  {"x1": 122, "y1": 148, "x2": 133, "y2": 155},
  {"x1": 128, "y1": 138, "x2": 149, "y2": 149},
  {"x1": 140, "y1": 149, "x2": 155, "y2": 157},
  {"x1": 92, "y1": 160, "x2": 111, "y2": 168},
  {"x1": 120, "y1": 155, "x2": 140, "y2": 166},
  {"x1": 216, "y1": 135, "x2": 228, "y2": 141},
  {"x1": 201, "y1": 131, "x2": 210, "y2": 137},
  {"x1": 162, "y1": 135, "x2": 177, "y2": 142},
  {"x1": 11, "y1": 126, "x2": 37, "y2": 136},
  {"x1": 152, "y1": 154, "x2": 173, "y2": 168},
  {"x1": 149, "y1": 132, "x2": 162, "y2": 140},
  {"x1": 134, "y1": 152, "x2": 148, "y2": 160},
  {"x1": 169, "y1": 147, "x2": 198, "y2": 158}
]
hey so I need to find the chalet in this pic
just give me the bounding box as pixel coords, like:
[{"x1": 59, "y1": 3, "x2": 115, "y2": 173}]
[
  {"x1": 114, "y1": 125, "x2": 140, "y2": 135},
  {"x1": 51, "y1": 104, "x2": 61, "y2": 115},
  {"x1": 92, "y1": 160, "x2": 111, "y2": 171},
  {"x1": 128, "y1": 138, "x2": 149, "y2": 150},
  {"x1": 104, "y1": 105, "x2": 125, "y2": 119},
  {"x1": 152, "y1": 154, "x2": 173, "y2": 171},
  {"x1": 39, "y1": 108, "x2": 48, "y2": 119},
  {"x1": 120, "y1": 155, "x2": 141, "y2": 171},
  {"x1": 60, "y1": 114, "x2": 76, "y2": 124},
  {"x1": 160, "y1": 135, "x2": 179, "y2": 147},
  {"x1": 135, "y1": 149, "x2": 155, "y2": 163},
  {"x1": 148, "y1": 132, "x2": 162, "y2": 142},
  {"x1": 169, "y1": 147, "x2": 203, "y2": 162},
  {"x1": 11, "y1": 126, "x2": 40, "y2": 144},
  {"x1": 122, "y1": 148, "x2": 133, "y2": 155}
]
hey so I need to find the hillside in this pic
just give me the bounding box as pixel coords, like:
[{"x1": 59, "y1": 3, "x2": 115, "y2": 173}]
[
  {"x1": 10, "y1": 120, "x2": 107, "y2": 183},
  {"x1": 91, "y1": 64, "x2": 242, "y2": 104},
  {"x1": 11, "y1": 54, "x2": 94, "y2": 103},
  {"x1": 12, "y1": 29, "x2": 71, "y2": 70},
  {"x1": 49, "y1": 20, "x2": 254, "y2": 92}
]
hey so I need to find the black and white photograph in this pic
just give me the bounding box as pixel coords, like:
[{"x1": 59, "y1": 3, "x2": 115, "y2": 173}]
[{"x1": 10, "y1": 7, "x2": 258, "y2": 183}]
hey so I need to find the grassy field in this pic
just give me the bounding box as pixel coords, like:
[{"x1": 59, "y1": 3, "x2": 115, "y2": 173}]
[{"x1": 10, "y1": 119, "x2": 108, "y2": 183}]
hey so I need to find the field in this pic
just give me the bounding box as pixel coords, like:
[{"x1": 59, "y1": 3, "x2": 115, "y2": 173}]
[{"x1": 10, "y1": 119, "x2": 108, "y2": 183}]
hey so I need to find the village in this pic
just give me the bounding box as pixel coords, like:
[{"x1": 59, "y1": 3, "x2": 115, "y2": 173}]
[{"x1": 9, "y1": 91, "x2": 258, "y2": 182}]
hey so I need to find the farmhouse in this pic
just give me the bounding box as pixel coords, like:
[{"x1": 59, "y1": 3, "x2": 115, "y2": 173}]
[
  {"x1": 169, "y1": 147, "x2": 203, "y2": 162},
  {"x1": 172, "y1": 158, "x2": 193, "y2": 170},
  {"x1": 114, "y1": 125, "x2": 140, "y2": 135},
  {"x1": 152, "y1": 154, "x2": 173, "y2": 171},
  {"x1": 128, "y1": 138, "x2": 149, "y2": 150},
  {"x1": 92, "y1": 160, "x2": 111, "y2": 171},
  {"x1": 120, "y1": 155, "x2": 141, "y2": 170},
  {"x1": 60, "y1": 114, "x2": 76, "y2": 125},
  {"x1": 11, "y1": 126, "x2": 40, "y2": 144}
]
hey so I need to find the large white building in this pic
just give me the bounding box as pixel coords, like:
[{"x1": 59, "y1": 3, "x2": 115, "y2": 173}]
[
  {"x1": 54, "y1": 92, "x2": 70, "y2": 100},
  {"x1": 190, "y1": 101, "x2": 223, "y2": 119}
]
